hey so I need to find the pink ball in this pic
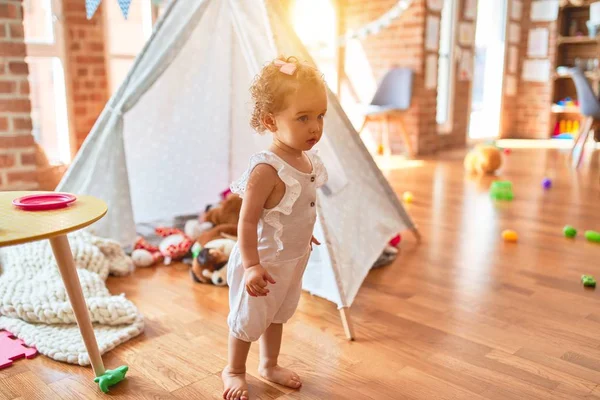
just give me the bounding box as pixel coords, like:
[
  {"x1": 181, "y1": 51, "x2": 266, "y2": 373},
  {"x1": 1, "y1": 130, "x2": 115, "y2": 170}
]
[{"x1": 389, "y1": 234, "x2": 402, "y2": 247}]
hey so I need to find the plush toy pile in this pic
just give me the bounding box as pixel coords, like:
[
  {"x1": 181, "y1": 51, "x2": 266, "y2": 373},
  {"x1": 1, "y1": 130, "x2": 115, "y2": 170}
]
[
  {"x1": 187, "y1": 191, "x2": 241, "y2": 286},
  {"x1": 131, "y1": 190, "x2": 242, "y2": 287},
  {"x1": 131, "y1": 188, "x2": 404, "y2": 285}
]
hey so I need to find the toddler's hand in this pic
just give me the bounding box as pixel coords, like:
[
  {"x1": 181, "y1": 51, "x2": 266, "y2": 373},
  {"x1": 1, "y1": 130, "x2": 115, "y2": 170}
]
[
  {"x1": 244, "y1": 264, "x2": 276, "y2": 297},
  {"x1": 310, "y1": 235, "x2": 321, "y2": 250}
]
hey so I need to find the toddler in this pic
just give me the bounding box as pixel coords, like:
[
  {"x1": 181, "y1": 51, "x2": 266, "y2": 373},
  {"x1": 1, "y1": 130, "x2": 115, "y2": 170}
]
[{"x1": 221, "y1": 56, "x2": 328, "y2": 400}]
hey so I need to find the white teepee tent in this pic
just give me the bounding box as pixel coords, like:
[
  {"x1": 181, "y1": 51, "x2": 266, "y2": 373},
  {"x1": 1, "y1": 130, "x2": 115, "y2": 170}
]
[{"x1": 57, "y1": 0, "x2": 417, "y2": 339}]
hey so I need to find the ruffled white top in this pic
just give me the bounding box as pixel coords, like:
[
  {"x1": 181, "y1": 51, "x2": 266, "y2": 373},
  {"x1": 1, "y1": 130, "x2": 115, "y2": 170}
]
[{"x1": 230, "y1": 150, "x2": 328, "y2": 263}]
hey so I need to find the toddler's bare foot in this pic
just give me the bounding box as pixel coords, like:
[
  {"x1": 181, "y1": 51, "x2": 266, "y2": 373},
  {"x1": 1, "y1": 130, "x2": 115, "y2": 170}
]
[
  {"x1": 222, "y1": 367, "x2": 249, "y2": 400},
  {"x1": 259, "y1": 365, "x2": 302, "y2": 389}
]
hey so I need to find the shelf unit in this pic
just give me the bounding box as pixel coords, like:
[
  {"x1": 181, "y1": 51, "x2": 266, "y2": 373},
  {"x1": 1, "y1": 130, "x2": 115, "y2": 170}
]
[{"x1": 550, "y1": 1, "x2": 600, "y2": 138}]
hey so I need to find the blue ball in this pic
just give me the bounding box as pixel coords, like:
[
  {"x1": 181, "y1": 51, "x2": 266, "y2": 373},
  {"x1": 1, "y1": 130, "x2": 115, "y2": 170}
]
[{"x1": 542, "y1": 178, "x2": 552, "y2": 189}]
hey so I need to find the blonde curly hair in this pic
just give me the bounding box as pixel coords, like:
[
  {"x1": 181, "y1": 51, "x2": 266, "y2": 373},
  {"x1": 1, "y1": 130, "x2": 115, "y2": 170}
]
[{"x1": 250, "y1": 55, "x2": 325, "y2": 134}]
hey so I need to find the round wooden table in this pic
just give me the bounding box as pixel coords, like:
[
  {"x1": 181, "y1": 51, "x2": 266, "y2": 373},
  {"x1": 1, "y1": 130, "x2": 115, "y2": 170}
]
[{"x1": 0, "y1": 191, "x2": 108, "y2": 377}]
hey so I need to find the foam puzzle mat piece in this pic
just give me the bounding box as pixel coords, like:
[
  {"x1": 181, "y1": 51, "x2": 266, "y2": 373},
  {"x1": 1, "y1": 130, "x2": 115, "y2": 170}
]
[{"x1": 0, "y1": 330, "x2": 37, "y2": 369}]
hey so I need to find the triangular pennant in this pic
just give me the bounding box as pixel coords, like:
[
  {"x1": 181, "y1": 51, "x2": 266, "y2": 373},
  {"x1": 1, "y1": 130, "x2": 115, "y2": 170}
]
[
  {"x1": 117, "y1": 0, "x2": 132, "y2": 19},
  {"x1": 85, "y1": 0, "x2": 102, "y2": 19}
]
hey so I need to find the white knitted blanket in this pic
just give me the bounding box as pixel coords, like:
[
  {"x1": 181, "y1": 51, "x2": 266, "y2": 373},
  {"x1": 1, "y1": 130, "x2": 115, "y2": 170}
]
[{"x1": 0, "y1": 231, "x2": 144, "y2": 366}]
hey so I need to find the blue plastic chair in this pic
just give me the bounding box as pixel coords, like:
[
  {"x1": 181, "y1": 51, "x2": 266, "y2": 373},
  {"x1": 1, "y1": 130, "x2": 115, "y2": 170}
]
[
  {"x1": 358, "y1": 68, "x2": 414, "y2": 156},
  {"x1": 569, "y1": 67, "x2": 600, "y2": 167}
]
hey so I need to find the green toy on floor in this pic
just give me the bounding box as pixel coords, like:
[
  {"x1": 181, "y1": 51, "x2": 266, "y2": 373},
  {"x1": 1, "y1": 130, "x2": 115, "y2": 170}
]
[{"x1": 94, "y1": 365, "x2": 129, "y2": 393}]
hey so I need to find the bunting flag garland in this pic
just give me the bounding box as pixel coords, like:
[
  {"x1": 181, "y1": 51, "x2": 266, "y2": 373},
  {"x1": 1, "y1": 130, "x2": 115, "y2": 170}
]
[
  {"x1": 336, "y1": 0, "x2": 414, "y2": 46},
  {"x1": 85, "y1": 0, "x2": 132, "y2": 20},
  {"x1": 85, "y1": 0, "x2": 102, "y2": 19},
  {"x1": 117, "y1": 0, "x2": 133, "y2": 19},
  {"x1": 86, "y1": 0, "x2": 413, "y2": 39}
]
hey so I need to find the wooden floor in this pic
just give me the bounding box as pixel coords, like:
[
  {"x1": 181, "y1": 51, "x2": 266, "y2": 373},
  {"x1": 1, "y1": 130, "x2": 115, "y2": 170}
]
[{"x1": 2, "y1": 147, "x2": 600, "y2": 399}]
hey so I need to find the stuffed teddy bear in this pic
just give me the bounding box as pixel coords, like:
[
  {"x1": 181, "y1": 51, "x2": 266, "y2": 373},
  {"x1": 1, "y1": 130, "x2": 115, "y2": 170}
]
[
  {"x1": 464, "y1": 144, "x2": 502, "y2": 175},
  {"x1": 190, "y1": 238, "x2": 236, "y2": 285},
  {"x1": 131, "y1": 227, "x2": 193, "y2": 268},
  {"x1": 185, "y1": 193, "x2": 242, "y2": 245}
]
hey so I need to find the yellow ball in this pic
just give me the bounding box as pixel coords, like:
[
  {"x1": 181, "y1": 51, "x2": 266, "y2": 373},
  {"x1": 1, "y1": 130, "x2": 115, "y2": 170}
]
[
  {"x1": 403, "y1": 191, "x2": 414, "y2": 203},
  {"x1": 502, "y1": 229, "x2": 518, "y2": 242}
]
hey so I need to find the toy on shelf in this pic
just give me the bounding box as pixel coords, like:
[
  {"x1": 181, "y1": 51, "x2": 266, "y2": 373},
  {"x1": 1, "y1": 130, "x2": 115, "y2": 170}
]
[
  {"x1": 490, "y1": 181, "x2": 514, "y2": 201},
  {"x1": 0, "y1": 330, "x2": 37, "y2": 369},
  {"x1": 553, "y1": 116, "x2": 580, "y2": 140},
  {"x1": 582, "y1": 275, "x2": 596, "y2": 288},
  {"x1": 556, "y1": 97, "x2": 579, "y2": 108},
  {"x1": 563, "y1": 225, "x2": 578, "y2": 238}
]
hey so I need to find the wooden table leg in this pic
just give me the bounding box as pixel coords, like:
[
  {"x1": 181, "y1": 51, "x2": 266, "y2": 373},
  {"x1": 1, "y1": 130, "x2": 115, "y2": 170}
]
[{"x1": 49, "y1": 235, "x2": 106, "y2": 377}]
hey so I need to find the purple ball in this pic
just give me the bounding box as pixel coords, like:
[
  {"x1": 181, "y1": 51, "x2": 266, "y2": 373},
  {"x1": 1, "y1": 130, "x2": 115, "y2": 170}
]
[{"x1": 542, "y1": 178, "x2": 552, "y2": 189}]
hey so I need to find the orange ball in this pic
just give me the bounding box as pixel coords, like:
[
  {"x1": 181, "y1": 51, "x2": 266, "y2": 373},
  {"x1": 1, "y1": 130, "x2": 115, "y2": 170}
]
[{"x1": 502, "y1": 230, "x2": 518, "y2": 242}]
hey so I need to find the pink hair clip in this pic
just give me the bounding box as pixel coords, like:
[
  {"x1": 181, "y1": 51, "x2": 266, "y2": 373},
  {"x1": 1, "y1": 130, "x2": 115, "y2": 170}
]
[{"x1": 273, "y1": 59, "x2": 297, "y2": 75}]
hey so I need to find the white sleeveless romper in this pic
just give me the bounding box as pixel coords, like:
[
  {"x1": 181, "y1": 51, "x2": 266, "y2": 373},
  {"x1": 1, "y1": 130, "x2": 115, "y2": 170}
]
[{"x1": 227, "y1": 150, "x2": 328, "y2": 342}]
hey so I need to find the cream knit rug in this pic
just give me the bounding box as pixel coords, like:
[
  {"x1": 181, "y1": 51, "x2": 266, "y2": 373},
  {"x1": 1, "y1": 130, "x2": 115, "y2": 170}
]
[{"x1": 0, "y1": 231, "x2": 144, "y2": 366}]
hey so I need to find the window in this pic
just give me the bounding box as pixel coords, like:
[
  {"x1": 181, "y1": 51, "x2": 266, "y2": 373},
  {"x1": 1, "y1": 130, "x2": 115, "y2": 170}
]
[
  {"x1": 23, "y1": 0, "x2": 71, "y2": 164},
  {"x1": 291, "y1": 0, "x2": 338, "y2": 93},
  {"x1": 103, "y1": 0, "x2": 172, "y2": 94},
  {"x1": 436, "y1": 0, "x2": 459, "y2": 132},
  {"x1": 103, "y1": 0, "x2": 155, "y2": 93}
]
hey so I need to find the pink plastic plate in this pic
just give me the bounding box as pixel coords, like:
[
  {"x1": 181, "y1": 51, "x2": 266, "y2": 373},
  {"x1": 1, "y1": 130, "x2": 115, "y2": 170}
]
[{"x1": 12, "y1": 193, "x2": 77, "y2": 211}]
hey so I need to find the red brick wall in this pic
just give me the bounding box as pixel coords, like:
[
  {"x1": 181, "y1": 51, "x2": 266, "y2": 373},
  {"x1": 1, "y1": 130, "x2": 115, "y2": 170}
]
[
  {"x1": 344, "y1": 0, "x2": 426, "y2": 154},
  {"x1": 0, "y1": 0, "x2": 37, "y2": 190},
  {"x1": 500, "y1": 0, "x2": 556, "y2": 139},
  {"x1": 515, "y1": 0, "x2": 555, "y2": 139},
  {"x1": 62, "y1": 0, "x2": 109, "y2": 153},
  {"x1": 342, "y1": 0, "x2": 477, "y2": 155}
]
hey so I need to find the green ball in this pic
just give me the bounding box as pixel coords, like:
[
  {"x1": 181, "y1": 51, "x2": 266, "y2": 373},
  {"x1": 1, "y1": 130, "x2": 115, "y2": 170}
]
[
  {"x1": 585, "y1": 230, "x2": 600, "y2": 243},
  {"x1": 582, "y1": 275, "x2": 597, "y2": 287},
  {"x1": 563, "y1": 225, "x2": 577, "y2": 238}
]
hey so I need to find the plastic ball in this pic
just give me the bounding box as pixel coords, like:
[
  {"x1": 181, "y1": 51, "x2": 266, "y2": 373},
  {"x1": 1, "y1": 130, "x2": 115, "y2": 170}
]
[
  {"x1": 403, "y1": 191, "x2": 414, "y2": 203},
  {"x1": 389, "y1": 234, "x2": 402, "y2": 247},
  {"x1": 503, "y1": 148, "x2": 511, "y2": 155},
  {"x1": 542, "y1": 178, "x2": 552, "y2": 189},
  {"x1": 563, "y1": 225, "x2": 577, "y2": 238},
  {"x1": 585, "y1": 230, "x2": 600, "y2": 243},
  {"x1": 502, "y1": 229, "x2": 518, "y2": 242}
]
